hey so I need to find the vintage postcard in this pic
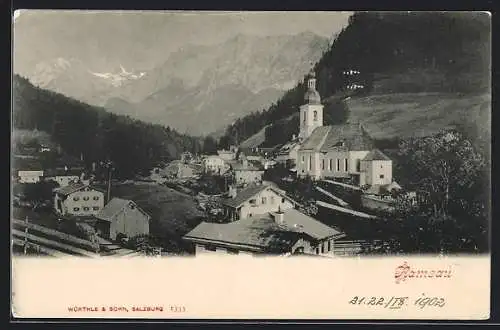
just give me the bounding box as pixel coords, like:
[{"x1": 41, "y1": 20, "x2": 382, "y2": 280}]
[{"x1": 11, "y1": 10, "x2": 491, "y2": 320}]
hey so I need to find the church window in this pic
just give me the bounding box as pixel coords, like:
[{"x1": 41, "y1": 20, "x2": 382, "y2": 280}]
[
  {"x1": 344, "y1": 159, "x2": 348, "y2": 171},
  {"x1": 313, "y1": 111, "x2": 318, "y2": 121},
  {"x1": 302, "y1": 156, "x2": 305, "y2": 163},
  {"x1": 303, "y1": 112, "x2": 306, "y2": 123},
  {"x1": 336, "y1": 159, "x2": 340, "y2": 172},
  {"x1": 329, "y1": 159, "x2": 333, "y2": 171},
  {"x1": 321, "y1": 159, "x2": 325, "y2": 170},
  {"x1": 356, "y1": 159, "x2": 361, "y2": 172},
  {"x1": 380, "y1": 174, "x2": 385, "y2": 179},
  {"x1": 309, "y1": 155, "x2": 312, "y2": 171}
]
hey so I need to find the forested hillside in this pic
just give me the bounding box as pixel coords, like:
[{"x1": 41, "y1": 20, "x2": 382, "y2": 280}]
[
  {"x1": 218, "y1": 12, "x2": 491, "y2": 149},
  {"x1": 13, "y1": 75, "x2": 203, "y2": 178}
]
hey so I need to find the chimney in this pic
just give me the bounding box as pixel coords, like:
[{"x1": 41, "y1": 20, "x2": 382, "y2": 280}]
[{"x1": 274, "y1": 206, "x2": 285, "y2": 224}]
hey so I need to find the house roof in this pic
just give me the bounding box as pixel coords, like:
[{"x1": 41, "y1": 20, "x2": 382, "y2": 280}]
[
  {"x1": 183, "y1": 208, "x2": 344, "y2": 251},
  {"x1": 53, "y1": 182, "x2": 87, "y2": 196},
  {"x1": 222, "y1": 184, "x2": 270, "y2": 208},
  {"x1": 53, "y1": 182, "x2": 104, "y2": 196},
  {"x1": 221, "y1": 183, "x2": 299, "y2": 209},
  {"x1": 95, "y1": 197, "x2": 150, "y2": 223},
  {"x1": 362, "y1": 148, "x2": 391, "y2": 161},
  {"x1": 278, "y1": 140, "x2": 301, "y2": 155},
  {"x1": 299, "y1": 123, "x2": 374, "y2": 152},
  {"x1": 183, "y1": 216, "x2": 302, "y2": 251}
]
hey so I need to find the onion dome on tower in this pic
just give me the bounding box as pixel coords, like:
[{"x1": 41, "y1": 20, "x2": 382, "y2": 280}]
[{"x1": 304, "y1": 69, "x2": 321, "y2": 105}]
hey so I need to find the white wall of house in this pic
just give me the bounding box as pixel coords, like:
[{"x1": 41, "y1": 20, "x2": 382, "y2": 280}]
[
  {"x1": 54, "y1": 188, "x2": 105, "y2": 216},
  {"x1": 238, "y1": 188, "x2": 295, "y2": 219},
  {"x1": 203, "y1": 156, "x2": 227, "y2": 173},
  {"x1": 291, "y1": 237, "x2": 336, "y2": 256},
  {"x1": 366, "y1": 160, "x2": 393, "y2": 186},
  {"x1": 234, "y1": 170, "x2": 264, "y2": 185},
  {"x1": 18, "y1": 170, "x2": 44, "y2": 183}
]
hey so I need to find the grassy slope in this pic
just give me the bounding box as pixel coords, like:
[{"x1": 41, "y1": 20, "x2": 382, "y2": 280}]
[
  {"x1": 100, "y1": 183, "x2": 204, "y2": 252},
  {"x1": 346, "y1": 92, "x2": 491, "y2": 140}
]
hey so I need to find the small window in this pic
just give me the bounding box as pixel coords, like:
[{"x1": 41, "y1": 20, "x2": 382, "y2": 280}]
[
  {"x1": 315, "y1": 248, "x2": 319, "y2": 255},
  {"x1": 73, "y1": 207, "x2": 80, "y2": 212},
  {"x1": 344, "y1": 159, "x2": 348, "y2": 171},
  {"x1": 321, "y1": 159, "x2": 325, "y2": 170},
  {"x1": 381, "y1": 165, "x2": 384, "y2": 168},
  {"x1": 262, "y1": 197, "x2": 267, "y2": 204},
  {"x1": 204, "y1": 245, "x2": 216, "y2": 252},
  {"x1": 281, "y1": 198, "x2": 285, "y2": 203},
  {"x1": 321, "y1": 244, "x2": 325, "y2": 254},
  {"x1": 270, "y1": 196, "x2": 275, "y2": 204},
  {"x1": 83, "y1": 196, "x2": 89, "y2": 201},
  {"x1": 248, "y1": 213, "x2": 253, "y2": 218},
  {"x1": 302, "y1": 156, "x2": 305, "y2": 163},
  {"x1": 336, "y1": 159, "x2": 340, "y2": 171},
  {"x1": 93, "y1": 196, "x2": 99, "y2": 201},
  {"x1": 356, "y1": 159, "x2": 361, "y2": 172},
  {"x1": 83, "y1": 207, "x2": 89, "y2": 211},
  {"x1": 328, "y1": 240, "x2": 331, "y2": 252},
  {"x1": 329, "y1": 159, "x2": 333, "y2": 171},
  {"x1": 313, "y1": 110, "x2": 318, "y2": 121},
  {"x1": 380, "y1": 174, "x2": 384, "y2": 179},
  {"x1": 73, "y1": 196, "x2": 80, "y2": 201},
  {"x1": 93, "y1": 206, "x2": 100, "y2": 211},
  {"x1": 249, "y1": 199, "x2": 256, "y2": 205}
]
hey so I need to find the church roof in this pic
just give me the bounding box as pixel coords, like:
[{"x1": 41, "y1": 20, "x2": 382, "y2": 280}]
[
  {"x1": 362, "y1": 149, "x2": 391, "y2": 161},
  {"x1": 304, "y1": 89, "x2": 321, "y2": 105},
  {"x1": 299, "y1": 123, "x2": 374, "y2": 152}
]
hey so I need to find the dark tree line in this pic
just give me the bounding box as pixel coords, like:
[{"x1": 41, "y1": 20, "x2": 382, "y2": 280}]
[
  {"x1": 218, "y1": 12, "x2": 490, "y2": 149},
  {"x1": 13, "y1": 75, "x2": 204, "y2": 179}
]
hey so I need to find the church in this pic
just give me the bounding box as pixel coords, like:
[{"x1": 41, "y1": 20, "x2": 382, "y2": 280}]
[{"x1": 294, "y1": 70, "x2": 393, "y2": 187}]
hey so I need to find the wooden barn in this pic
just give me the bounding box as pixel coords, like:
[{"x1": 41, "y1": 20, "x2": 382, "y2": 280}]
[{"x1": 94, "y1": 197, "x2": 151, "y2": 240}]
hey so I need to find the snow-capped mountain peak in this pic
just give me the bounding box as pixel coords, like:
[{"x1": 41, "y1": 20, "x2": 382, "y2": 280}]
[{"x1": 89, "y1": 64, "x2": 146, "y2": 87}]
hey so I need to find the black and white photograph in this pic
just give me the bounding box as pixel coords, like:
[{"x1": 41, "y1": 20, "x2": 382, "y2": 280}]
[{"x1": 11, "y1": 11, "x2": 491, "y2": 260}]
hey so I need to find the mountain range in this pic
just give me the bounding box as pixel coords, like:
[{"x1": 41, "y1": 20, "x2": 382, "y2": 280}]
[{"x1": 18, "y1": 32, "x2": 330, "y2": 136}]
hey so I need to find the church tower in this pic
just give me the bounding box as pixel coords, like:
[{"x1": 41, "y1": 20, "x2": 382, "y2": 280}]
[{"x1": 298, "y1": 70, "x2": 324, "y2": 140}]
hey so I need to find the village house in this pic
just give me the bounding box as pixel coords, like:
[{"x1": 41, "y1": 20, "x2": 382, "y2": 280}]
[
  {"x1": 53, "y1": 182, "x2": 105, "y2": 216},
  {"x1": 221, "y1": 183, "x2": 298, "y2": 221},
  {"x1": 17, "y1": 170, "x2": 44, "y2": 183},
  {"x1": 203, "y1": 155, "x2": 229, "y2": 175},
  {"x1": 230, "y1": 154, "x2": 265, "y2": 186},
  {"x1": 94, "y1": 197, "x2": 150, "y2": 241},
  {"x1": 183, "y1": 206, "x2": 345, "y2": 256},
  {"x1": 217, "y1": 146, "x2": 238, "y2": 161},
  {"x1": 43, "y1": 168, "x2": 83, "y2": 187}
]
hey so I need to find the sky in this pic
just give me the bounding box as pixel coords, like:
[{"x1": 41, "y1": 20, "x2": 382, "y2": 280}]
[{"x1": 13, "y1": 10, "x2": 352, "y2": 74}]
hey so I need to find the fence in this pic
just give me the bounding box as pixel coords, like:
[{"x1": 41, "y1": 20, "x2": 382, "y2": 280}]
[{"x1": 12, "y1": 218, "x2": 100, "y2": 257}]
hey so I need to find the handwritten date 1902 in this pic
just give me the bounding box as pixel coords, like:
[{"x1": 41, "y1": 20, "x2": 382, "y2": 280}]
[{"x1": 349, "y1": 294, "x2": 445, "y2": 310}]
